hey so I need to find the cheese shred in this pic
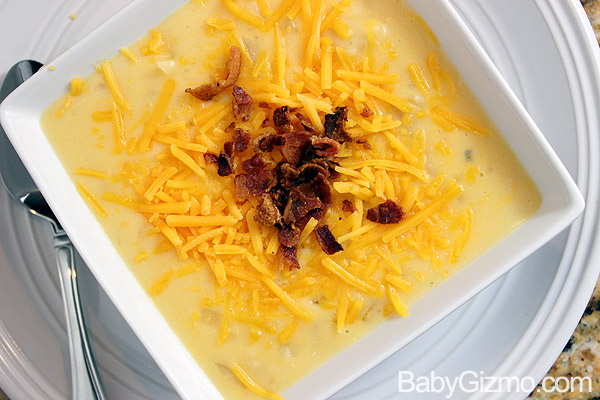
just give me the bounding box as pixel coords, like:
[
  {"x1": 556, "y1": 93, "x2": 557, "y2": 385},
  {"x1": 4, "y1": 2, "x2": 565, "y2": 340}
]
[
  {"x1": 232, "y1": 363, "x2": 285, "y2": 400},
  {"x1": 137, "y1": 79, "x2": 177, "y2": 152}
]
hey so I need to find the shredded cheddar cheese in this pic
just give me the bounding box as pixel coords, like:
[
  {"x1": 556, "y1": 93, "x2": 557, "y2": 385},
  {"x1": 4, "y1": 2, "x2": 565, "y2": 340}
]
[
  {"x1": 137, "y1": 79, "x2": 177, "y2": 152},
  {"x1": 221, "y1": 0, "x2": 265, "y2": 28},
  {"x1": 232, "y1": 363, "x2": 285, "y2": 400},
  {"x1": 100, "y1": 61, "x2": 131, "y2": 111},
  {"x1": 74, "y1": 168, "x2": 108, "y2": 179},
  {"x1": 76, "y1": 183, "x2": 107, "y2": 217},
  {"x1": 70, "y1": 77, "x2": 83, "y2": 96}
]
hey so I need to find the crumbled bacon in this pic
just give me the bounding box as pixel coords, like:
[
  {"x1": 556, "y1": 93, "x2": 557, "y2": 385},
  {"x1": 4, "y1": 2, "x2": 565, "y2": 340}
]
[
  {"x1": 234, "y1": 170, "x2": 276, "y2": 198},
  {"x1": 355, "y1": 138, "x2": 372, "y2": 150},
  {"x1": 278, "y1": 224, "x2": 301, "y2": 247},
  {"x1": 223, "y1": 141, "x2": 234, "y2": 157},
  {"x1": 306, "y1": 158, "x2": 338, "y2": 179},
  {"x1": 204, "y1": 152, "x2": 219, "y2": 164},
  {"x1": 222, "y1": 46, "x2": 242, "y2": 86},
  {"x1": 342, "y1": 199, "x2": 356, "y2": 213},
  {"x1": 225, "y1": 122, "x2": 236, "y2": 133},
  {"x1": 295, "y1": 112, "x2": 316, "y2": 132},
  {"x1": 242, "y1": 154, "x2": 265, "y2": 173},
  {"x1": 232, "y1": 85, "x2": 253, "y2": 122},
  {"x1": 278, "y1": 163, "x2": 301, "y2": 185},
  {"x1": 298, "y1": 207, "x2": 327, "y2": 227},
  {"x1": 282, "y1": 188, "x2": 323, "y2": 224},
  {"x1": 217, "y1": 152, "x2": 234, "y2": 176},
  {"x1": 273, "y1": 106, "x2": 293, "y2": 132},
  {"x1": 258, "y1": 101, "x2": 271, "y2": 109},
  {"x1": 279, "y1": 245, "x2": 300, "y2": 270},
  {"x1": 281, "y1": 131, "x2": 313, "y2": 166},
  {"x1": 297, "y1": 162, "x2": 330, "y2": 181},
  {"x1": 311, "y1": 137, "x2": 341, "y2": 158},
  {"x1": 361, "y1": 106, "x2": 374, "y2": 118},
  {"x1": 299, "y1": 172, "x2": 332, "y2": 207},
  {"x1": 252, "y1": 133, "x2": 283, "y2": 154},
  {"x1": 232, "y1": 127, "x2": 251, "y2": 152},
  {"x1": 315, "y1": 225, "x2": 343, "y2": 255},
  {"x1": 185, "y1": 46, "x2": 242, "y2": 100},
  {"x1": 324, "y1": 106, "x2": 353, "y2": 143},
  {"x1": 366, "y1": 200, "x2": 405, "y2": 224},
  {"x1": 277, "y1": 162, "x2": 300, "y2": 178},
  {"x1": 255, "y1": 194, "x2": 281, "y2": 226},
  {"x1": 261, "y1": 118, "x2": 271, "y2": 128},
  {"x1": 211, "y1": 99, "x2": 375, "y2": 266},
  {"x1": 267, "y1": 186, "x2": 289, "y2": 213},
  {"x1": 277, "y1": 163, "x2": 330, "y2": 197}
]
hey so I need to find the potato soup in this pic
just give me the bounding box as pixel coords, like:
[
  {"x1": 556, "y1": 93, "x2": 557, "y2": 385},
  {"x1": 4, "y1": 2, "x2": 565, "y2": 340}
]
[{"x1": 41, "y1": 0, "x2": 541, "y2": 398}]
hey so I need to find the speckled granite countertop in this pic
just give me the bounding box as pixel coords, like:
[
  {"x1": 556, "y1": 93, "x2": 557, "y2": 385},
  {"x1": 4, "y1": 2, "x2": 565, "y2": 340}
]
[
  {"x1": 0, "y1": 2, "x2": 599, "y2": 400},
  {"x1": 584, "y1": 0, "x2": 600, "y2": 43},
  {"x1": 528, "y1": 281, "x2": 600, "y2": 399}
]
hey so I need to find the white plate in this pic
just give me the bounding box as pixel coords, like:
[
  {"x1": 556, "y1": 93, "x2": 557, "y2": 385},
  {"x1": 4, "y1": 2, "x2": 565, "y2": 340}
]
[{"x1": 0, "y1": 0, "x2": 598, "y2": 399}]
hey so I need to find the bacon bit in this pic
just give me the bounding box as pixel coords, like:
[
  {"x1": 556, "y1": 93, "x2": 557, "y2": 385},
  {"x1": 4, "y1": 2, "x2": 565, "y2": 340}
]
[
  {"x1": 298, "y1": 162, "x2": 330, "y2": 179},
  {"x1": 242, "y1": 154, "x2": 265, "y2": 173},
  {"x1": 223, "y1": 141, "x2": 234, "y2": 157},
  {"x1": 282, "y1": 188, "x2": 323, "y2": 224},
  {"x1": 276, "y1": 163, "x2": 329, "y2": 199},
  {"x1": 204, "y1": 152, "x2": 219, "y2": 164},
  {"x1": 252, "y1": 133, "x2": 284, "y2": 154},
  {"x1": 300, "y1": 172, "x2": 332, "y2": 207},
  {"x1": 217, "y1": 152, "x2": 234, "y2": 176},
  {"x1": 295, "y1": 112, "x2": 316, "y2": 132},
  {"x1": 276, "y1": 165, "x2": 300, "y2": 192},
  {"x1": 255, "y1": 194, "x2": 281, "y2": 226},
  {"x1": 281, "y1": 131, "x2": 312, "y2": 166},
  {"x1": 234, "y1": 170, "x2": 276, "y2": 198},
  {"x1": 278, "y1": 224, "x2": 301, "y2": 247},
  {"x1": 279, "y1": 245, "x2": 300, "y2": 270},
  {"x1": 222, "y1": 46, "x2": 242, "y2": 86},
  {"x1": 258, "y1": 101, "x2": 271, "y2": 109},
  {"x1": 324, "y1": 106, "x2": 353, "y2": 143},
  {"x1": 267, "y1": 186, "x2": 289, "y2": 213},
  {"x1": 361, "y1": 106, "x2": 375, "y2": 118},
  {"x1": 342, "y1": 199, "x2": 356, "y2": 213},
  {"x1": 315, "y1": 225, "x2": 343, "y2": 255},
  {"x1": 366, "y1": 200, "x2": 405, "y2": 224},
  {"x1": 310, "y1": 137, "x2": 341, "y2": 157},
  {"x1": 273, "y1": 106, "x2": 293, "y2": 132},
  {"x1": 355, "y1": 138, "x2": 372, "y2": 150},
  {"x1": 232, "y1": 85, "x2": 253, "y2": 121},
  {"x1": 232, "y1": 127, "x2": 252, "y2": 152},
  {"x1": 225, "y1": 122, "x2": 236, "y2": 132},
  {"x1": 261, "y1": 118, "x2": 271, "y2": 128},
  {"x1": 305, "y1": 158, "x2": 338, "y2": 179},
  {"x1": 185, "y1": 46, "x2": 241, "y2": 100},
  {"x1": 285, "y1": 163, "x2": 329, "y2": 187}
]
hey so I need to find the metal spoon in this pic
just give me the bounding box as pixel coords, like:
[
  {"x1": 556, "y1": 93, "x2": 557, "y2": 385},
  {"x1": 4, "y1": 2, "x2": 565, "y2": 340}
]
[{"x1": 0, "y1": 60, "x2": 107, "y2": 400}]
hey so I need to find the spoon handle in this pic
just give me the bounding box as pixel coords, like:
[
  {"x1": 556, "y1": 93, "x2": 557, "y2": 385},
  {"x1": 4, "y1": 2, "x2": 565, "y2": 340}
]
[{"x1": 54, "y1": 233, "x2": 107, "y2": 400}]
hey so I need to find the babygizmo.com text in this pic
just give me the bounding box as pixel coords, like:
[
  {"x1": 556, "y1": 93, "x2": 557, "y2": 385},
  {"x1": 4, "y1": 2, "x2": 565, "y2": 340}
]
[{"x1": 398, "y1": 371, "x2": 592, "y2": 398}]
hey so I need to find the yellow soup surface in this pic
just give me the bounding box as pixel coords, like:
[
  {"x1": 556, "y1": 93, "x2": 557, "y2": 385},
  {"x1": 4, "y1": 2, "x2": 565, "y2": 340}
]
[{"x1": 41, "y1": 0, "x2": 541, "y2": 398}]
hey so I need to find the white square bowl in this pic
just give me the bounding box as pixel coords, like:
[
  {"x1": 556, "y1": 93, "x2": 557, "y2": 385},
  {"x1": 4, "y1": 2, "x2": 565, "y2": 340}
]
[{"x1": 0, "y1": 0, "x2": 584, "y2": 399}]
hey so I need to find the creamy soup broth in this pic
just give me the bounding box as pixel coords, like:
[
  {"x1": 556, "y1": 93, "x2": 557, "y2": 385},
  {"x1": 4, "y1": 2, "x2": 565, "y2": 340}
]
[{"x1": 41, "y1": 0, "x2": 541, "y2": 398}]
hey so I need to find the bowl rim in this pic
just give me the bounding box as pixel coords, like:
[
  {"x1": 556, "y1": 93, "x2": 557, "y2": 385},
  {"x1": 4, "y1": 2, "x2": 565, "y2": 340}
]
[{"x1": 0, "y1": 0, "x2": 585, "y2": 398}]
